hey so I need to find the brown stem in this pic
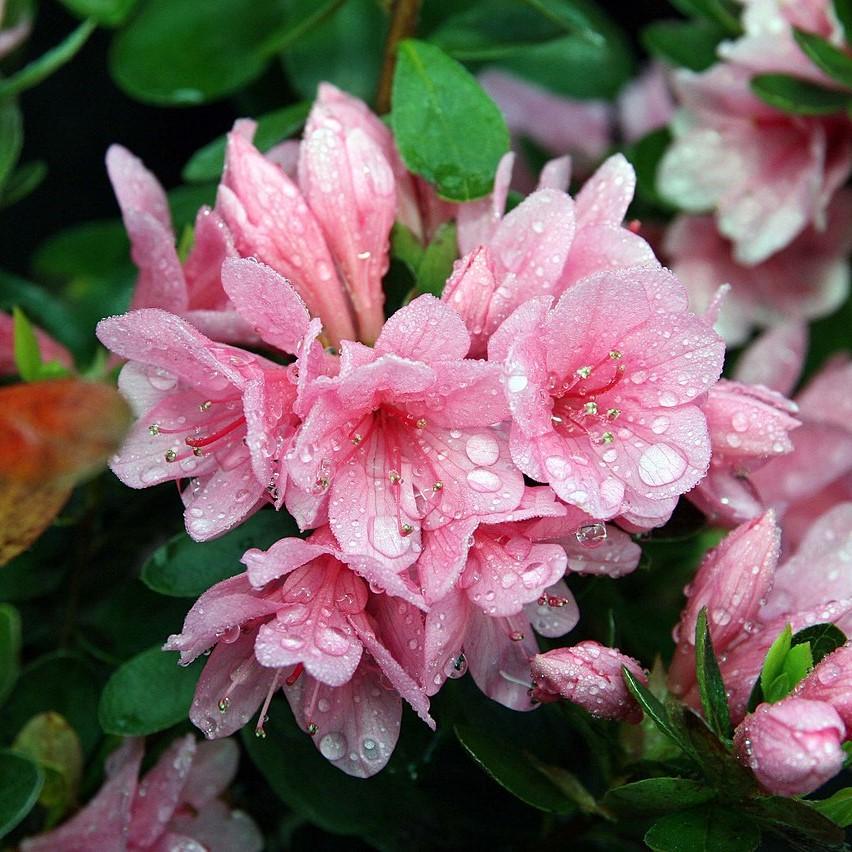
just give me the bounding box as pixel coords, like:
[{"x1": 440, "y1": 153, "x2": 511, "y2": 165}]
[{"x1": 375, "y1": 0, "x2": 423, "y2": 115}]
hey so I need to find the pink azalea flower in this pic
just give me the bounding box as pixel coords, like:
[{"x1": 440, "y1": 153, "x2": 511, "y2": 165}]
[
  {"x1": 617, "y1": 62, "x2": 676, "y2": 144},
  {"x1": 449, "y1": 153, "x2": 659, "y2": 357},
  {"x1": 284, "y1": 294, "x2": 524, "y2": 592},
  {"x1": 670, "y1": 507, "x2": 852, "y2": 723},
  {"x1": 216, "y1": 85, "x2": 400, "y2": 346},
  {"x1": 0, "y1": 311, "x2": 73, "y2": 376},
  {"x1": 688, "y1": 379, "x2": 800, "y2": 526},
  {"x1": 531, "y1": 641, "x2": 648, "y2": 723},
  {"x1": 658, "y1": 0, "x2": 852, "y2": 264},
  {"x1": 96, "y1": 263, "x2": 316, "y2": 540},
  {"x1": 734, "y1": 697, "x2": 846, "y2": 796},
  {"x1": 665, "y1": 191, "x2": 852, "y2": 345},
  {"x1": 106, "y1": 145, "x2": 254, "y2": 345},
  {"x1": 478, "y1": 68, "x2": 612, "y2": 189},
  {"x1": 22, "y1": 736, "x2": 262, "y2": 852},
  {"x1": 0, "y1": 0, "x2": 31, "y2": 60},
  {"x1": 794, "y1": 643, "x2": 852, "y2": 727},
  {"x1": 165, "y1": 526, "x2": 433, "y2": 777},
  {"x1": 488, "y1": 265, "x2": 723, "y2": 526}
]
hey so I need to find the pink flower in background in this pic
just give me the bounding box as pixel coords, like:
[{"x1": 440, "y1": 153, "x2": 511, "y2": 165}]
[
  {"x1": 0, "y1": 311, "x2": 73, "y2": 376},
  {"x1": 217, "y1": 86, "x2": 398, "y2": 345},
  {"x1": 165, "y1": 527, "x2": 433, "y2": 777},
  {"x1": 688, "y1": 380, "x2": 800, "y2": 526},
  {"x1": 285, "y1": 295, "x2": 524, "y2": 583},
  {"x1": 665, "y1": 192, "x2": 852, "y2": 345},
  {"x1": 617, "y1": 62, "x2": 675, "y2": 144},
  {"x1": 96, "y1": 289, "x2": 308, "y2": 540},
  {"x1": 479, "y1": 69, "x2": 612, "y2": 189},
  {"x1": 22, "y1": 736, "x2": 261, "y2": 852},
  {"x1": 658, "y1": 0, "x2": 852, "y2": 264},
  {"x1": 531, "y1": 641, "x2": 647, "y2": 722},
  {"x1": 734, "y1": 697, "x2": 846, "y2": 796},
  {"x1": 489, "y1": 265, "x2": 723, "y2": 526},
  {"x1": 670, "y1": 507, "x2": 852, "y2": 723},
  {"x1": 106, "y1": 145, "x2": 254, "y2": 345},
  {"x1": 449, "y1": 153, "x2": 658, "y2": 357},
  {"x1": 0, "y1": 0, "x2": 31, "y2": 60}
]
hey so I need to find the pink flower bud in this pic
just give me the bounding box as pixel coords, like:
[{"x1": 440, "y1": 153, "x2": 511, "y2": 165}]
[
  {"x1": 734, "y1": 698, "x2": 846, "y2": 797},
  {"x1": 530, "y1": 641, "x2": 647, "y2": 723},
  {"x1": 795, "y1": 644, "x2": 852, "y2": 727}
]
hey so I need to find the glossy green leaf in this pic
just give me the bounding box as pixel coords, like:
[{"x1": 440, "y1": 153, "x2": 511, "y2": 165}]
[
  {"x1": 0, "y1": 102, "x2": 23, "y2": 193},
  {"x1": 813, "y1": 788, "x2": 852, "y2": 827},
  {"x1": 646, "y1": 805, "x2": 760, "y2": 851},
  {"x1": 669, "y1": 0, "x2": 742, "y2": 34},
  {"x1": 0, "y1": 19, "x2": 96, "y2": 100},
  {"x1": 0, "y1": 750, "x2": 44, "y2": 839},
  {"x1": 760, "y1": 624, "x2": 793, "y2": 698},
  {"x1": 260, "y1": 0, "x2": 347, "y2": 55},
  {"x1": 751, "y1": 73, "x2": 852, "y2": 115},
  {"x1": 759, "y1": 624, "x2": 814, "y2": 703},
  {"x1": 694, "y1": 607, "x2": 732, "y2": 740},
  {"x1": 622, "y1": 666, "x2": 693, "y2": 756},
  {"x1": 280, "y1": 0, "x2": 385, "y2": 103},
  {"x1": 410, "y1": 222, "x2": 458, "y2": 297},
  {"x1": 625, "y1": 126, "x2": 675, "y2": 211},
  {"x1": 391, "y1": 39, "x2": 509, "y2": 201},
  {"x1": 744, "y1": 795, "x2": 847, "y2": 848},
  {"x1": 791, "y1": 623, "x2": 847, "y2": 665},
  {"x1": 59, "y1": 0, "x2": 137, "y2": 26},
  {"x1": 455, "y1": 723, "x2": 575, "y2": 814},
  {"x1": 603, "y1": 778, "x2": 716, "y2": 817},
  {"x1": 182, "y1": 102, "x2": 310, "y2": 184},
  {"x1": 390, "y1": 221, "x2": 426, "y2": 276},
  {"x1": 13, "y1": 712, "x2": 83, "y2": 826},
  {"x1": 793, "y1": 28, "x2": 852, "y2": 87},
  {"x1": 0, "y1": 653, "x2": 101, "y2": 757},
  {"x1": 642, "y1": 19, "x2": 725, "y2": 72},
  {"x1": 141, "y1": 509, "x2": 296, "y2": 598},
  {"x1": 12, "y1": 307, "x2": 71, "y2": 382},
  {"x1": 682, "y1": 711, "x2": 756, "y2": 797},
  {"x1": 0, "y1": 161, "x2": 47, "y2": 209},
  {"x1": 110, "y1": 0, "x2": 285, "y2": 105},
  {"x1": 98, "y1": 645, "x2": 203, "y2": 736},
  {"x1": 0, "y1": 604, "x2": 21, "y2": 706}
]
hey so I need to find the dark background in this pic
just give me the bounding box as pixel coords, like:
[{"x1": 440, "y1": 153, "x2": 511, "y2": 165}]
[{"x1": 0, "y1": 1, "x2": 671, "y2": 275}]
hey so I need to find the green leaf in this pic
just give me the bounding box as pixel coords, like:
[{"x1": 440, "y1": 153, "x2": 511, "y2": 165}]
[
  {"x1": 793, "y1": 28, "x2": 852, "y2": 87},
  {"x1": 390, "y1": 221, "x2": 426, "y2": 275},
  {"x1": 751, "y1": 73, "x2": 852, "y2": 115},
  {"x1": 603, "y1": 778, "x2": 716, "y2": 817},
  {"x1": 109, "y1": 0, "x2": 285, "y2": 105},
  {"x1": 279, "y1": 0, "x2": 386, "y2": 103},
  {"x1": 622, "y1": 666, "x2": 693, "y2": 756},
  {"x1": 669, "y1": 0, "x2": 742, "y2": 34},
  {"x1": 411, "y1": 222, "x2": 458, "y2": 297},
  {"x1": 694, "y1": 607, "x2": 732, "y2": 740},
  {"x1": 182, "y1": 102, "x2": 310, "y2": 184},
  {"x1": 13, "y1": 712, "x2": 83, "y2": 826},
  {"x1": 391, "y1": 39, "x2": 509, "y2": 201},
  {"x1": 760, "y1": 624, "x2": 793, "y2": 698},
  {"x1": 12, "y1": 306, "x2": 41, "y2": 381},
  {"x1": 646, "y1": 805, "x2": 761, "y2": 851},
  {"x1": 0, "y1": 161, "x2": 47, "y2": 209},
  {"x1": 642, "y1": 19, "x2": 726, "y2": 72},
  {"x1": 0, "y1": 604, "x2": 21, "y2": 706},
  {"x1": 682, "y1": 711, "x2": 756, "y2": 797},
  {"x1": 744, "y1": 795, "x2": 847, "y2": 849},
  {"x1": 98, "y1": 645, "x2": 203, "y2": 736},
  {"x1": 835, "y1": 0, "x2": 852, "y2": 43},
  {"x1": 0, "y1": 102, "x2": 23, "y2": 194},
  {"x1": 625, "y1": 127, "x2": 675, "y2": 212},
  {"x1": 813, "y1": 787, "x2": 852, "y2": 827},
  {"x1": 791, "y1": 623, "x2": 846, "y2": 665},
  {"x1": 0, "y1": 750, "x2": 44, "y2": 839},
  {"x1": 0, "y1": 19, "x2": 96, "y2": 100},
  {"x1": 758, "y1": 624, "x2": 814, "y2": 703},
  {"x1": 59, "y1": 0, "x2": 137, "y2": 26},
  {"x1": 260, "y1": 0, "x2": 347, "y2": 56},
  {"x1": 141, "y1": 509, "x2": 296, "y2": 598},
  {"x1": 0, "y1": 653, "x2": 101, "y2": 757},
  {"x1": 454, "y1": 723, "x2": 576, "y2": 814}
]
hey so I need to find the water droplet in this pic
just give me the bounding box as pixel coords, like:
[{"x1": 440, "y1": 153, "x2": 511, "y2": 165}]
[
  {"x1": 319, "y1": 732, "x2": 347, "y2": 760},
  {"x1": 575, "y1": 522, "x2": 607, "y2": 547}
]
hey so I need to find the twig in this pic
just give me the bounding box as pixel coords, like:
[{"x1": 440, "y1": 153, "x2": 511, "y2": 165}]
[{"x1": 375, "y1": 0, "x2": 423, "y2": 114}]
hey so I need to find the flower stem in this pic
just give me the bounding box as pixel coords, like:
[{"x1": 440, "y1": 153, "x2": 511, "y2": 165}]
[{"x1": 375, "y1": 0, "x2": 423, "y2": 114}]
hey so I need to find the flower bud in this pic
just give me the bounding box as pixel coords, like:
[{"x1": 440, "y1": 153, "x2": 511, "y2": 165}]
[
  {"x1": 734, "y1": 697, "x2": 846, "y2": 796},
  {"x1": 530, "y1": 641, "x2": 647, "y2": 723},
  {"x1": 794, "y1": 644, "x2": 852, "y2": 727}
]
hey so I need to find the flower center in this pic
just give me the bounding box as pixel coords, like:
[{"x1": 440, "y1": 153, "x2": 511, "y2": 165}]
[{"x1": 149, "y1": 399, "x2": 247, "y2": 465}]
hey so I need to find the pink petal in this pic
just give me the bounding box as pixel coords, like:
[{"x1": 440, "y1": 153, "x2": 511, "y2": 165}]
[
  {"x1": 423, "y1": 589, "x2": 470, "y2": 697},
  {"x1": 243, "y1": 537, "x2": 330, "y2": 588},
  {"x1": 441, "y1": 247, "x2": 500, "y2": 358},
  {"x1": 537, "y1": 156, "x2": 572, "y2": 192},
  {"x1": 124, "y1": 210, "x2": 188, "y2": 313},
  {"x1": 218, "y1": 133, "x2": 356, "y2": 346},
  {"x1": 220, "y1": 258, "x2": 310, "y2": 355},
  {"x1": 189, "y1": 630, "x2": 276, "y2": 739},
  {"x1": 181, "y1": 739, "x2": 239, "y2": 809},
  {"x1": 574, "y1": 154, "x2": 636, "y2": 228},
  {"x1": 561, "y1": 523, "x2": 641, "y2": 578},
  {"x1": 375, "y1": 294, "x2": 470, "y2": 362},
  {"x1": 128, "y1": 735, "x2": 196, "y2": 848},
  {"x1": 168, "y1": 799, "x2": 263, "y2": 852},
  {"x1": 182, "y1": 207, "x2": 236, "y2": 312},
  {"x1": 734, "y1": 323, "x2": 808, "y2": 395},
  {"x1": 106, "y1": 145, "x2": 172, "y2": 230},
  {"x1": 417, "y1": 517, "x2": 478, "y2": 604},
  {"x1": 284, "y1": 663, "x2": 402, "y2": 778},
  {"x1": 524, "y1": 579, "x2": 580, "y2": 637},
  {"x1": 456, "y1": 151, "x2": 515, "y2": 255},
  {"x1": 413, "y1": 361, "x2": 509, "y2": 428},
  {"x1": 557, "y1": 225, "x2": 657, "y2": 291}
]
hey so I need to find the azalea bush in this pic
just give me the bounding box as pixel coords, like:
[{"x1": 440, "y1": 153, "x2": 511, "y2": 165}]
[{"x1": 2, "y1": 0, "x2": 852, "y2": 849}]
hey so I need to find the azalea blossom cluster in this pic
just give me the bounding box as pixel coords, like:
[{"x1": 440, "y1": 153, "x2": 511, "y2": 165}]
[{"x1": 90, "y1": 17, "x2": 852, "y2": 788}]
